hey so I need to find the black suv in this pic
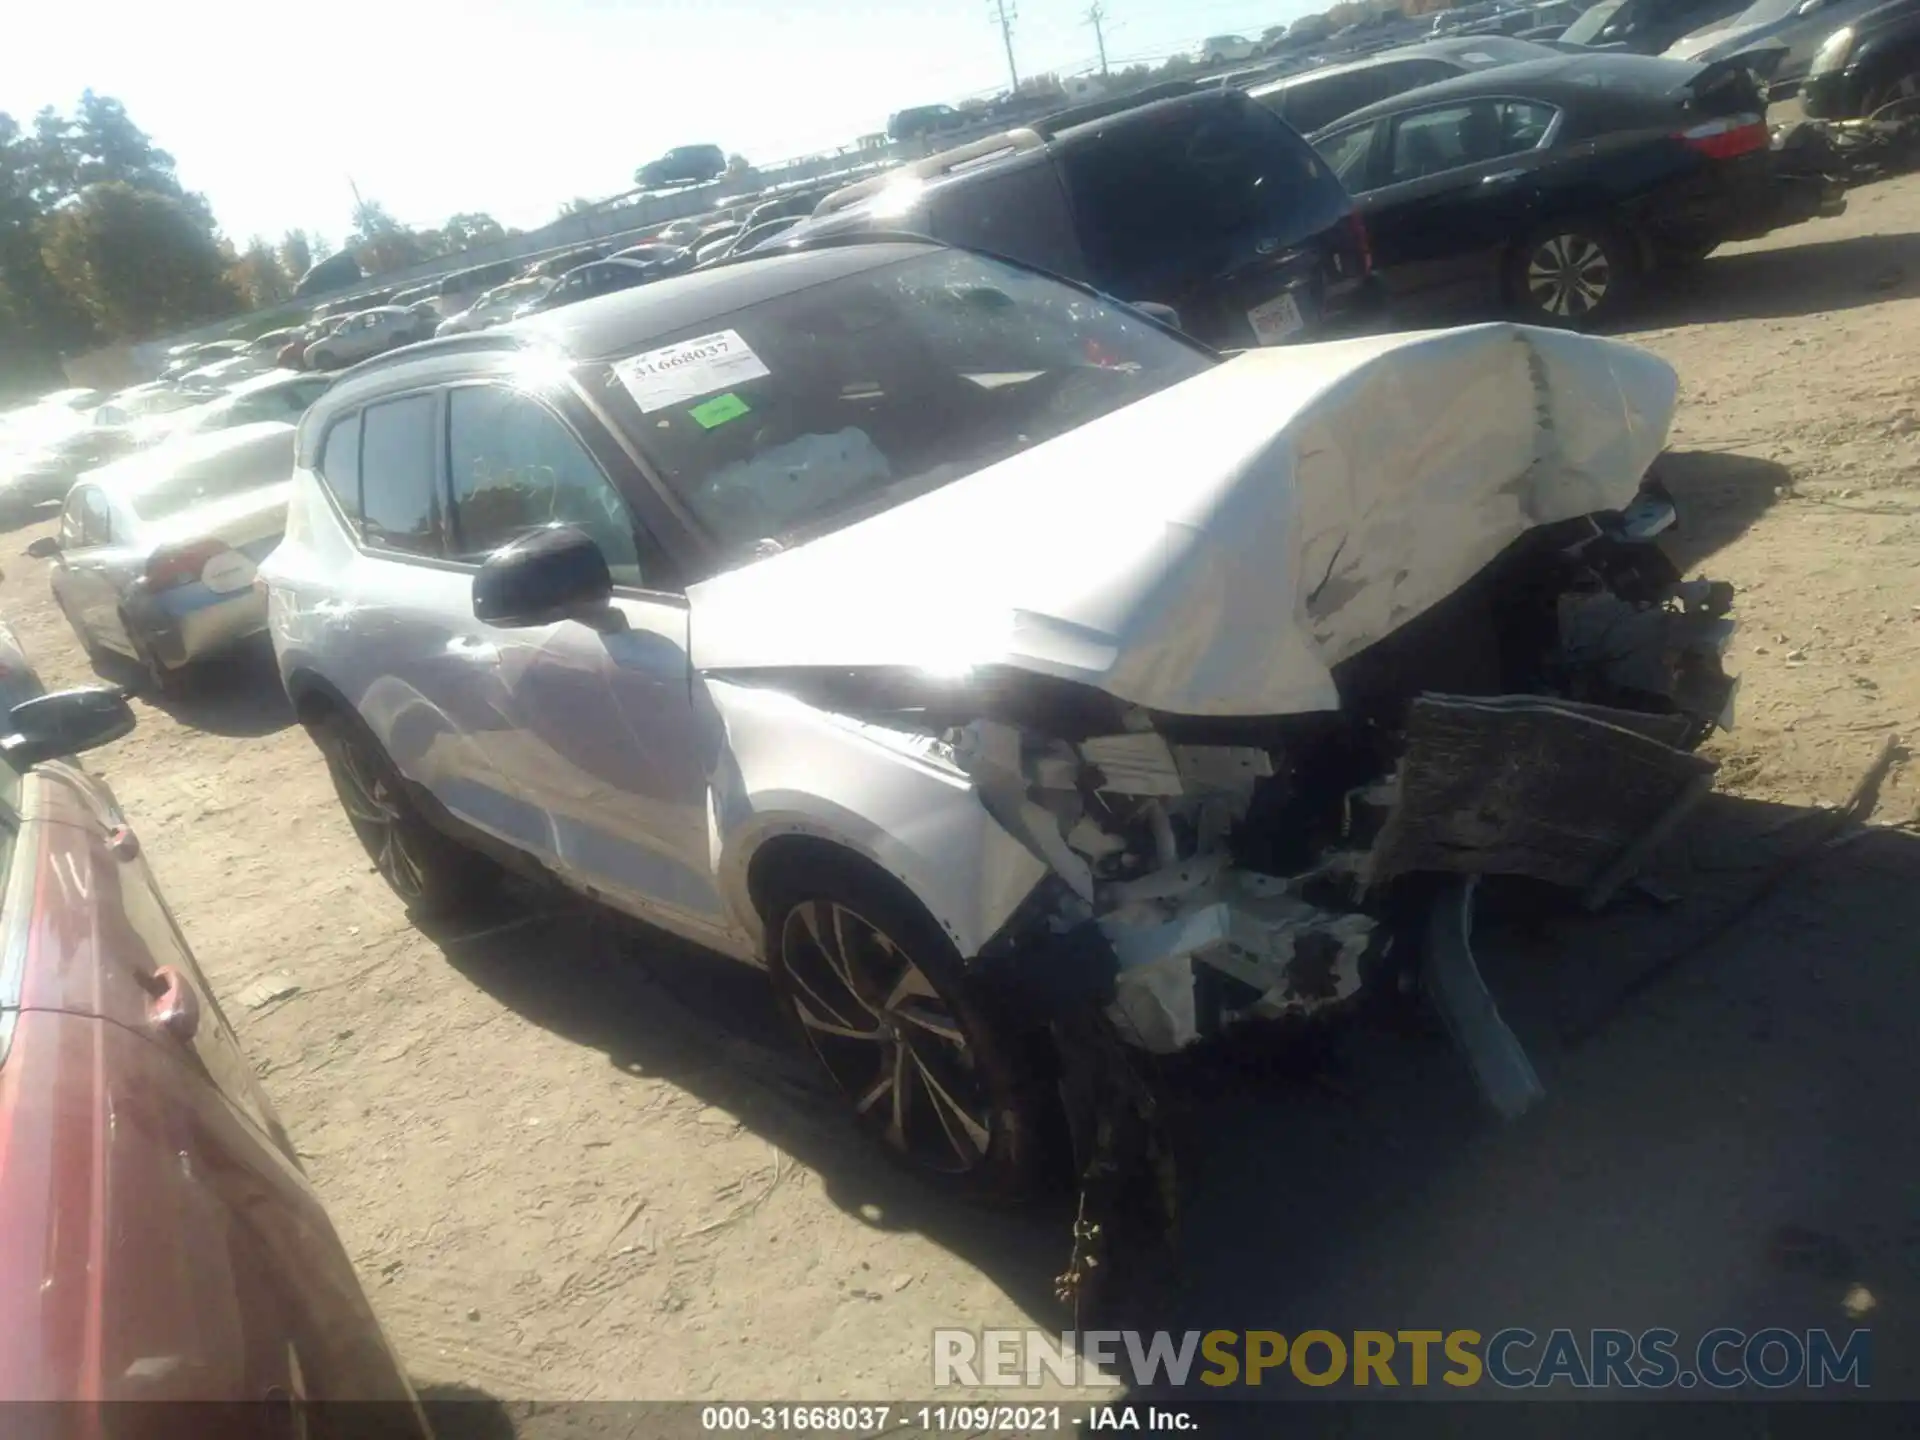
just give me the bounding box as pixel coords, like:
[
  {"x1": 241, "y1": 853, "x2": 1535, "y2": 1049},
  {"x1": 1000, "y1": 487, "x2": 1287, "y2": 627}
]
[{"x1": 786, "y1": 85, "x2": 1376, "y2": 350}]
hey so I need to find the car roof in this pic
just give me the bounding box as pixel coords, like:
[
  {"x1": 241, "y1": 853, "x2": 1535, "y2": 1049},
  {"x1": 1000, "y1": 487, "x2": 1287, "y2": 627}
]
[
  {"x1": 1316, "y1": 52, "x2": 1693, "y2": 130},
  {"x1": 1248, "y1": 36, "x2": 1556, "y2": 96}
]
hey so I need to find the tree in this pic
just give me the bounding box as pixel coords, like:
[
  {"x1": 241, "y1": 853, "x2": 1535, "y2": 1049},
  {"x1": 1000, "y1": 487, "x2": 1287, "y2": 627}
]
[
  {"x1": 40, "y1": 182, "x2": 239, "y2": 340},
  {"x1": 346, "y1": 195, "x2": 445, "y2": 273},
  {"x1": 229, "y1": 236, "x2": 293, "y2": 308},
  {"x1": 555, "y1": 197, "x2": 602, "y2": 219},
  {"x1": 439, "y1": 211, "x2": 506, "y2": 251},
  {"x1": 279, "y1": 228, "x2": 315, "y2": 283}
]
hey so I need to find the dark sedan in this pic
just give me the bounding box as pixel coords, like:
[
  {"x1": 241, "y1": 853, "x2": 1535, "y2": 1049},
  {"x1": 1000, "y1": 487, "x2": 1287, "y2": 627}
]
[
  {"x1": 1248, "y1": 35, "x2": 1563, "y2": 133},
  {"x1": 517, "y1": 257, "x2": 664, "y2": 316},
  {"x1": 0, "y1": 688, "x2": 430, "y2": 1429},
  {"x1": 1801, "y1": 0, "x2": 1920, "y2": 116},
  {"x1": 1309, "y1": 52, "x2": 1844, "y2": 326}
]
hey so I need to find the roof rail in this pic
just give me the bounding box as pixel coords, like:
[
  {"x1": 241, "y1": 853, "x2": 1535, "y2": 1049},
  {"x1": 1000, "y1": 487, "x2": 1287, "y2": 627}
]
[
  {"x1": 814, "y1": 127, "x2": 1046, "y2": 216},
  {"x1": 332, "y1": 330, "x2": 527, "y2": 382}
]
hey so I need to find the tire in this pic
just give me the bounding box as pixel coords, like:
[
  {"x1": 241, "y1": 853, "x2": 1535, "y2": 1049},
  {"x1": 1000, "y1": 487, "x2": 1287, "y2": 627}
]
[
  {"x1": 310, "y1": 710, "x2": 493, "y2": 920},
  {"x1": 1507, "y1": 220, "x2": 1638, "y2": 329},
  {"x1": 119, "y1": 609, "x2": 190, "y2": 699},
  {"x1": 762, "y1": 853, "x2": 1056, "y2": 1201}
]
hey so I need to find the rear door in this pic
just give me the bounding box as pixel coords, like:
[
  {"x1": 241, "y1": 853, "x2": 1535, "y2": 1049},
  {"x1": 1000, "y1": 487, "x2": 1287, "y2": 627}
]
[
  {"x1": 1350, "y1": 96, "x2": 1564, "y2": 309},
  {"x1": 1058, "y1": 94, "x2": 1360, "y2": 347},
  {"x1": 318, "y1": 396, "x2": 524, "y2": 838}
]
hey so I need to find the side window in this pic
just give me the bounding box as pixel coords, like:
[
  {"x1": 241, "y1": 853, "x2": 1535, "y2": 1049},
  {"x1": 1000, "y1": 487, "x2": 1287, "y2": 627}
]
[
  {"x1": 359, "y1": 395, "x2": 442, "y2": 556},
  {"x1": 1386, "y1": 102, "x2": 1524, "y2": 184},
  {"x1": 78, "y1": 488, "x2": 112, "y2": 546},
  {"x1": 1496, "y1": 100, "x2": 1557, "y2": 151},
  {"x1": 317, "y1": 412, "x2": 363, "y2": 524},
  {"x1": 444, "y1": 386, "x2": 648, "y2": 586},
  {"x1": 59, "y1": 495, "x2": 85, "y2": 548},
  {"x1": 1315, "y1": 123, "x2": 1379, "y2": 187}
]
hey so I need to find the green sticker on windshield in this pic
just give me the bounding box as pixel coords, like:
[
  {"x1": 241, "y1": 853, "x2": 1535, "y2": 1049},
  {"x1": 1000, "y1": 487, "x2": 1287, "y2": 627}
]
[{"x1": 689, "y1": 392, "x2": 750, "y2": 429}]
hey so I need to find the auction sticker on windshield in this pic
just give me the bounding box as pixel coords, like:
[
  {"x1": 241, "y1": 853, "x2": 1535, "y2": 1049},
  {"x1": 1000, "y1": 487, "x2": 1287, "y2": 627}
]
[
  {"x1": 614, "y1": 329, "x2": 771, "y2": 412},
  {"x1": 1247, "y1": 291, "x2": 1306, "y2": 345}
]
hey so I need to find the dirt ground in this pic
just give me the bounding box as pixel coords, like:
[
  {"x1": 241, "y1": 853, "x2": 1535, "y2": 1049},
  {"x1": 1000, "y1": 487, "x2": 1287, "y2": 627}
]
[{"x1": 8, "y1": 172, "x2": 1920, "y2": 1422}]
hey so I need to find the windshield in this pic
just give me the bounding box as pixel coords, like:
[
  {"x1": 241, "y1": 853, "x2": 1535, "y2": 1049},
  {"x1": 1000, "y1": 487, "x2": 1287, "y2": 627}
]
[
  {"x1": 1561, "y1": 0, "x2": 1628, "y2": 43},
  {"x1": 599, "y1": 250, "x2": 1213, "y2": 564}
]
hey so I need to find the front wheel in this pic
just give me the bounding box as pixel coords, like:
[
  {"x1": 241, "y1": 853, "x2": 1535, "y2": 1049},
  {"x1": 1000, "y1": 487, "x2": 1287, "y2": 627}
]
[
  {"x1": 1865, "y1": 68, "x2": 1920, "y2": 119},
  {"x1": 1508, "y1": 221, "x2": 1638, "y2": 329},
  {"x1": 311, "y1": 711, "x2": 493, "y2": 919},
  {"x1": 764, "y1": 859, "x2": 1056, "y2": 1201}
]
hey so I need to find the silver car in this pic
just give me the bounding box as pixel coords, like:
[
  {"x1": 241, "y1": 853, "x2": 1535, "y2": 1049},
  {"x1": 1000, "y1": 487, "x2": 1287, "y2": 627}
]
[
  {"x1": 32, "y1": 422, "x2": 294, "y2": 695},
  {"x1": 259, "y1": 240, "x2": 1736, "y2": 1192}
]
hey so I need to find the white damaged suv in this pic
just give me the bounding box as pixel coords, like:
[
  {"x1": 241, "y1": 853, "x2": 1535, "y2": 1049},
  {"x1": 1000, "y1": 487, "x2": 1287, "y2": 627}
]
[{"x1": 260, "y1": 237, "x2": 1735, "y2": 1195}]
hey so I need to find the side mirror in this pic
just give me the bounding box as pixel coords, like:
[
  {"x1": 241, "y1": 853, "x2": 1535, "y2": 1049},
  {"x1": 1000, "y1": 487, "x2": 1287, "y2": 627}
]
[
  {"x1": 2, "y1": 687, "x2": 135, "y2": 770},
  {"x1": 1130, "y1": 300, "x2": 1185, "y2": 331},
  {"x1": 25, "y1": 537, "x2": 61, "y2": 559},
  {"x1": 472, "y1": 525, "x2": 613, "y2": 628}
]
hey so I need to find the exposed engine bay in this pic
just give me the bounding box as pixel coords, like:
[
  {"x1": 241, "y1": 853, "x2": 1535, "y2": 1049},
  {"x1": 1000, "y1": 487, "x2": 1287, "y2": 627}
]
[{"x1": 919, "y1": 480, "x2": 1737, "y2": 1061}]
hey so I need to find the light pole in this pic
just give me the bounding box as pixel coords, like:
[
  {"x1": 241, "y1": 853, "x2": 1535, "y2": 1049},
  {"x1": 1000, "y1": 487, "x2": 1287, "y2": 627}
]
[
  {"x1": 1084, "y1": 3, "x2": 1110, "y2": 76},
  {"x1": 989, "y1": 0, "x2": 1020, "y2": 92}
]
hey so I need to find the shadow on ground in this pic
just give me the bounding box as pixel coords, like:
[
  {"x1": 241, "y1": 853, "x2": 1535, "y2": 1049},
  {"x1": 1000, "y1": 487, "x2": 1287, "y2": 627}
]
[
  {"x1": 422, "y1": 774, "x2": 1920, "y2": 1416},
  {"x1": 426, "y1": 895, "x2": 1073, "y2": 1328},
  {"x1": 1625, "y1": 230, "x2": 1920, "y2": 330},
  {"x1": 88, "y1": 632, "x2": 295, "y2": 738},
  {"x1": 1651, "y1": 448, "x2": 1794, "y2": 574}
]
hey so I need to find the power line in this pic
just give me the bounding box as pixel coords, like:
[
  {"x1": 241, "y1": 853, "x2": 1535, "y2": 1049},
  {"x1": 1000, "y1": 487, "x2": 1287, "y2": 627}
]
[
  {"x1": 1084, "y1": 3, "x2": 1110, "y2": 77},
  {"x1": 988, "y1": 0, "x2": 1020, "y2": 92}
]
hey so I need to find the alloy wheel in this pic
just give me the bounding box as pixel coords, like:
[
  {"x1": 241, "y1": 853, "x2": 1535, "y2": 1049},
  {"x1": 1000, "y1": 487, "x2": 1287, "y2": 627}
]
[
  {"x1": 330, "y1": 735, "x2": 428, "y2": 901},
  {"x1": 1526, "y1": 232, "x2": 1613, "y2": 320},
  {"x1": 779, "y1": 899, "x2": 993, "y2": 1174}
]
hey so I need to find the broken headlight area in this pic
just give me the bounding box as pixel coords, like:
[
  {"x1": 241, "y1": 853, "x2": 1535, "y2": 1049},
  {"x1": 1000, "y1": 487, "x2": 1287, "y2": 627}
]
[{"x1": 958, "y1": 503, "x2": 1738, "y2": 1060}]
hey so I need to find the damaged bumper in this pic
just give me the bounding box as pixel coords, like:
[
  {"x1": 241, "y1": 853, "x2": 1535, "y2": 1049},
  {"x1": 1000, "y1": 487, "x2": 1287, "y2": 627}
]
[{"x1": 956, "y1": 538, "x2": 1737, "y2": 1062}]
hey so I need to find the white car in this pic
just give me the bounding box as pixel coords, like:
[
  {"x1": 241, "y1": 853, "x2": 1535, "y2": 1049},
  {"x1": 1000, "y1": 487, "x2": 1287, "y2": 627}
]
[
  {"x1": 164, "y1": 370, "x2": 336, "y2": 443},
  {"x1": 435, "y1": 278, "x2": 556, "y2": 336},
  {"x1": 260, "y1": 240, "x2": 1734, "y2": 1193},
  {"x1": 1200, "y1": 34, "x2": 1259, "y2": 63},
  {"x1": 303, "y1": 307, "x2": 431, "y2": 371}
]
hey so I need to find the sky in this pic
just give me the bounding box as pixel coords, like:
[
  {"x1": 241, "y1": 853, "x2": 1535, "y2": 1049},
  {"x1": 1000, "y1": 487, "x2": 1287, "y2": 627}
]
[{"x1": 7, "y1": 0, "x2": 1317, "y2": 248}]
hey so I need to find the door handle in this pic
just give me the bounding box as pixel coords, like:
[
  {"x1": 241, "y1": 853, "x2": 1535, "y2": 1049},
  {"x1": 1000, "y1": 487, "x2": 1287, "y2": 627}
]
[
  {"x1": 143, "y1": 965, "x2": 200, "y2": 1042},
  {"x1": 1482, "y1": 169, "x2": 1526, "y2": 185}
]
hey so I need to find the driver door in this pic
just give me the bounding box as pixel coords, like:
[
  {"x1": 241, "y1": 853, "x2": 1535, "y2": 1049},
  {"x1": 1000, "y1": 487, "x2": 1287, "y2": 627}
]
[{"x1": 439, "y1": 381, "x2": 731, "y2": 941}]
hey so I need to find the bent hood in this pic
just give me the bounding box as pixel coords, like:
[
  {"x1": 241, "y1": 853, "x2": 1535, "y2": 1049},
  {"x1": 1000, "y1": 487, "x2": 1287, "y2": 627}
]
[{"x1": 686, "y1": 322, "x2": 1678, "y2": 718}]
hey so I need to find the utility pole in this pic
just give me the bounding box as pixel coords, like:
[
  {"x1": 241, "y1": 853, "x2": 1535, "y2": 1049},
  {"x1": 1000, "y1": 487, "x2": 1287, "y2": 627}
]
[
  {"x1": 988, "y1": 0, "x2": 1020, "y2": 93},
  {"x1": 1084, "y1": 3, "x2": 1109, "y2": 76}
]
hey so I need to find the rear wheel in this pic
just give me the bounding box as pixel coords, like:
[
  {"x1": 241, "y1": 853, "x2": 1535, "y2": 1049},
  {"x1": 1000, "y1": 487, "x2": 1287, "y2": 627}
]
[
  {"x1": 1508, "y1": 220, "x2": 1637, "y2": 329},
  {"x1": 763, "y1": 856, "x2": 1055, "y2": 1201},
  {"x1": 120, "y1": 609, "x2": 190, "y2": 699},
  {"x1": 311, "y1": 710, "x2": 492, "y2": 919}
]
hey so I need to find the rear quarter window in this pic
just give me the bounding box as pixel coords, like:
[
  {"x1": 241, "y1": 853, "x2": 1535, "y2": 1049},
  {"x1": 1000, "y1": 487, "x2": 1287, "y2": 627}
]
[{"x1": 317, "y1": 412, "x2": 363, "y2": 523}]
